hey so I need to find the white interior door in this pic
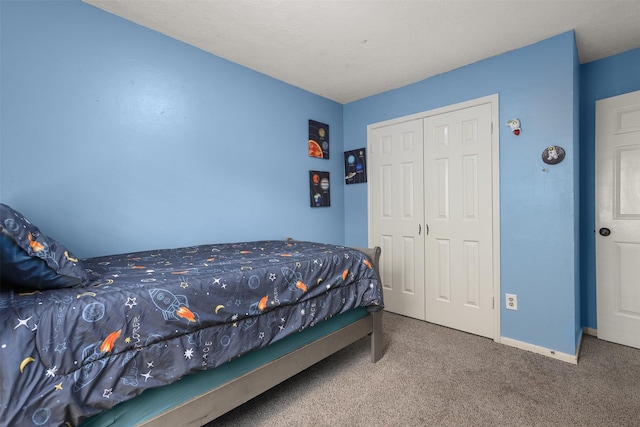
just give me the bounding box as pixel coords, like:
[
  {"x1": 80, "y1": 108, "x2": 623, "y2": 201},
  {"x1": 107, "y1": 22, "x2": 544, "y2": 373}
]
[
  {"x1": 369, "y1": 119, "x2": 426, "y2": 320},
  {"x1": 596, "y1": 90, "x2": 640, "y2": 349},
  {"x1": 424, "y1": 103, "x2": 495, "y2": 339}
]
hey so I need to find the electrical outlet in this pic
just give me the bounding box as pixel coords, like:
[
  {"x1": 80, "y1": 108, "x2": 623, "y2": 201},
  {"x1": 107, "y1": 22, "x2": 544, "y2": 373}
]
[{"x1": 506, "y1": 293, "x2": 518, "y2": 311}]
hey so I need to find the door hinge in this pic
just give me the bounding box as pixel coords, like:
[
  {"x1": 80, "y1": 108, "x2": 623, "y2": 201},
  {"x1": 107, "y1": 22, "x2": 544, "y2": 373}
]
[{"x1": 492, "y1": 297, "x2": 494, "y2": 309}]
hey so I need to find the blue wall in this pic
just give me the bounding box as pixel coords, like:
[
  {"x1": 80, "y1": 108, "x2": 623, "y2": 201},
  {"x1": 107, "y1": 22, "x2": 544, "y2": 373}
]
[
  {"x1": 0, "y1": 0, "x2": 345, "y2": 258},
  {"x1": 344, "y1": 32, "x2": 581, "y2": 355},
  {"x1": 579, "y1": 48, "x2": 640, "y2": 330},
  {"x1": 2, "y1": 1, "x2": 639, "y2": 355}
]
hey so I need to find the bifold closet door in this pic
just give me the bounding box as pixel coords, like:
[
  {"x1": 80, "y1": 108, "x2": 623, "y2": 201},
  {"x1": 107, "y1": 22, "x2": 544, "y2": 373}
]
[
  {"x1": 369, "y1": 119, "x2": 426, "y2": 320},
  {"x1": 423, "y1": 103, "x2": 494, "y2": 339}
]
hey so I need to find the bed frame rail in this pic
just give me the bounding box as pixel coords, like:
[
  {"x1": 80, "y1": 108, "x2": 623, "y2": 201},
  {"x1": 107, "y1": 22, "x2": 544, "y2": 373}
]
[{"x1": 146, "y1": 310, "x2": 382, "y2": 426}]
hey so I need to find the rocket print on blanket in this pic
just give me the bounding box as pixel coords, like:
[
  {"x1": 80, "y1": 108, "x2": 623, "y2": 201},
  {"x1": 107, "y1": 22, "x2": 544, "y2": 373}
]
[
  {"x1": 149, "y1": 289, "x2": 198, "y2": 322},
  {"x1": 74, "y1": 330, "x2": 121, "y2": 392}
]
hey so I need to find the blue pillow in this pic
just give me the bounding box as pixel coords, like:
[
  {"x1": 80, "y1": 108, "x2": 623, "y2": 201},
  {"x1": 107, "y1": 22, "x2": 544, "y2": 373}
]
[{"x1": 0, "y1": 204, "x2": 89, "y2": 290}]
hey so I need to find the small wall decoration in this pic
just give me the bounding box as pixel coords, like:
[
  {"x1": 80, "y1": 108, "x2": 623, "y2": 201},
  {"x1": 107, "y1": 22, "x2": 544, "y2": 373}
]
[
  {"x1": 506, "y1": 119, "x2": 522, "y2": 135},
  {"x1": 344, "y1": 148, "x2": 367, "y2": 184},
  {"x1": 542, "y1": 146, "x2": 565, "y2": 164},
  {"x1": 309, "y1": 120, "x2": 329, "y2": 159},
  {"x1": 309, "y1": 171, "x2": 330, "y2": 207}
]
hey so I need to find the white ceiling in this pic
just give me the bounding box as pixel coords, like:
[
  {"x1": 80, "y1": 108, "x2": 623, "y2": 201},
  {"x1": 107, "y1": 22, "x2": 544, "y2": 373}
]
[{"x1": 83, "y1": 0, "x2": 640, "y2": 104}]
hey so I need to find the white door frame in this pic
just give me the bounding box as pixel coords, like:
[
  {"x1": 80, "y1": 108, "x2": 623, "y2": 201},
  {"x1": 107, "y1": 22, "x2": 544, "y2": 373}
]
[{"x1": 367, "y1": 94, "x2": 501, "y2": 341}]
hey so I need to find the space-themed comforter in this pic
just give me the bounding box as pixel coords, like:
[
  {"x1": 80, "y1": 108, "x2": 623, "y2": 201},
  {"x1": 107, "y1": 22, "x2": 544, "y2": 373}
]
[{"x1": 0, "y1": 240, "x2": 383, "y2": 427}]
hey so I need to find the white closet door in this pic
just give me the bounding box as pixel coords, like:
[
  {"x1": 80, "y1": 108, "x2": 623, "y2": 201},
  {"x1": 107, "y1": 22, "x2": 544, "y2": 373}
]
[
  {"x1": 424, "y1": 103, "x2": 494, "y2": 338},
  {"x1": 368, "y1": 96, "x2": 498, "y2": 340},
  {"x1": 596, "y1": 90, "x2": 640, "y2": 349},
  {"x1": 369, "y1": 119, "x2": 426, "y2": 320}
]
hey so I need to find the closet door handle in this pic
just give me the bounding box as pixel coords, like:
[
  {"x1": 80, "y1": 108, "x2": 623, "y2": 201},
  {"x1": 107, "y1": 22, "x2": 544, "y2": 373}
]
[{"x1": 419, "y1": 224, "x2": 422, "y2": 235}]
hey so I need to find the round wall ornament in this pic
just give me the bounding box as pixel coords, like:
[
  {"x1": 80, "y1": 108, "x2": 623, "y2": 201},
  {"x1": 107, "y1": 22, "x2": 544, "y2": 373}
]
[{"x1": 542, "y1": 146, "x2": 565, "y2": 165}]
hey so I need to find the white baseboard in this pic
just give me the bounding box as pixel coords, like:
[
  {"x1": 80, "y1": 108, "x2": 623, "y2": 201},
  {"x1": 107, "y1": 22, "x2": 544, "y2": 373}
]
[
  {"x1": 583, "y1": 327, "x2": 597, "y2": 337},
  {"x1": 500, "y1": 335, "x2": 579, "y2": 364}
]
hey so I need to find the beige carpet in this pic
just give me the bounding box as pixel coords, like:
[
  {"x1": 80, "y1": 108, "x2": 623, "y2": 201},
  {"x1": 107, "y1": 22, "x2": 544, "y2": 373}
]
[{"x1": 210, "y1": 312, "x2": 640, "y2": 426}]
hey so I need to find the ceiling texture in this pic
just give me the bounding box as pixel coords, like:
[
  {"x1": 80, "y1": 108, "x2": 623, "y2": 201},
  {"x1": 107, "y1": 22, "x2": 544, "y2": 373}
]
[{"x1": 83, "y1": 0, "x2": 640, "y2": 104}]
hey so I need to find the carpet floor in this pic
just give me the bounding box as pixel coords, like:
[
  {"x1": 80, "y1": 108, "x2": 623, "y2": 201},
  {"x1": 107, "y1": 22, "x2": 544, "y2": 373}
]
[{"x1": 210, "y1": 311, "x2": 640, "y2": 426}]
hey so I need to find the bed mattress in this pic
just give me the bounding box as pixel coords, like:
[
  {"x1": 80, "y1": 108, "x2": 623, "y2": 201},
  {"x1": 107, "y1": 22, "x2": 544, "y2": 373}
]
[{"x1": 0, "y1": 240, "x2": 383, "y2": 427}]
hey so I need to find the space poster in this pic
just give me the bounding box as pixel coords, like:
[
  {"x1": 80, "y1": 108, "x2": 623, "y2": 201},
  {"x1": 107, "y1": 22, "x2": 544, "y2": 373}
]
[
  {"x1": 309, "y1": 171, "x2": 330, "y2": 207},
  {"x1": 344, "y1": 148, "x2": 367, "y2": 184},
  {"x1": 308, "y1": 119, "x2": 329, "y2": 159}
]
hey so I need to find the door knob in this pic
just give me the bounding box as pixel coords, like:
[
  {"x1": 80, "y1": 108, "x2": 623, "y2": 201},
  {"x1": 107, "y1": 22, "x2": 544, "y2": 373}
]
[{"x1": 599, "y1": 228, "x2": 611, "y2": 236}]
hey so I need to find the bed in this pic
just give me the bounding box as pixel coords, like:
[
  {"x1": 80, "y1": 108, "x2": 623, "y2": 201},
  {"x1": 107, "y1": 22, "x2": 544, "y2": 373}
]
[{"x1": 0, "y1": 204, "x2": 384, "y2": 427}]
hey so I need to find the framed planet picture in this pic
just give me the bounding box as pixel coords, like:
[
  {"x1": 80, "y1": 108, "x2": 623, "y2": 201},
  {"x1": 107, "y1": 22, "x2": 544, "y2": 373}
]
[
  {"x1": 309, "y1": 171, "x2": 330, "y2": 207},
  {"x1": 309, "y1": 120, "x2": 329, "y2": 159},
  {"x1": 344, "y1": 148, "x2": 367, "y2": 184}
]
